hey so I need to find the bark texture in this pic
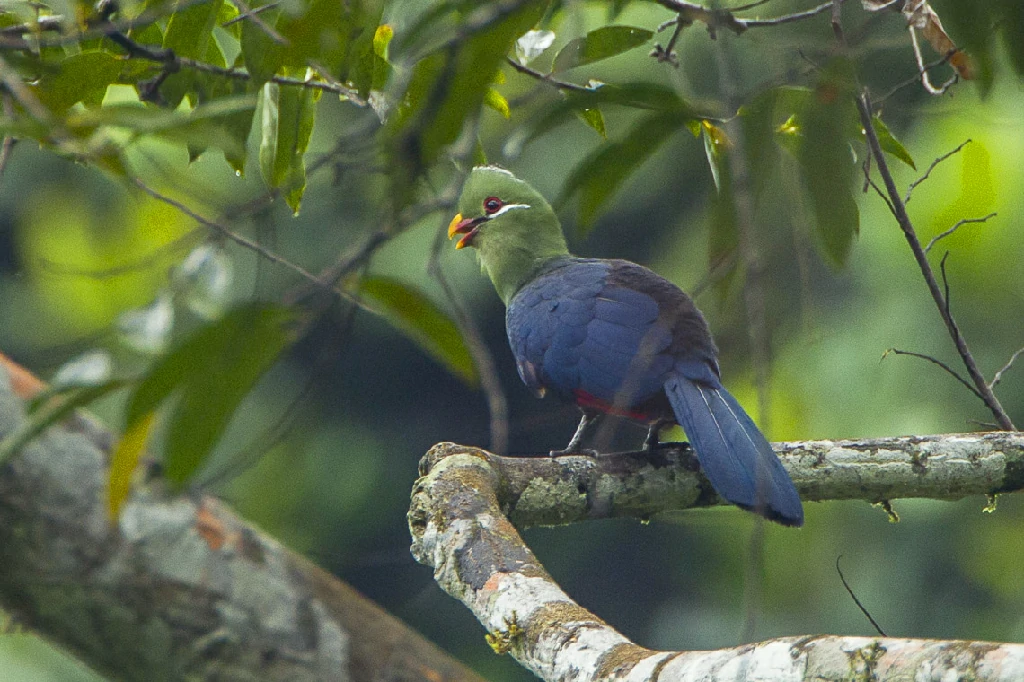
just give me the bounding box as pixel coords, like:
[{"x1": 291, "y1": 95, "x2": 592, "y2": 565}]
[
  {"x1": 409, "y1": 442, "x2": 1024, "y2": 682},
  {"x1": 0, "y1": 361, "x2": 484, "y2": 682}
]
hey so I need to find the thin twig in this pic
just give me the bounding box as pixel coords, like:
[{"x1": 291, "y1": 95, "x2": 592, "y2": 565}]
[
  {"x1": 422, "y1": 167, "x2": 509, "y2": 454},
  {"x1": 227, "y1": 0, "x2": 287, "y2": 44},
  {"x1": 0, "y1": 0, "x2": 215, "y2": 49},
  {"x1": 651, "y1": 14, "x2": 686, "y2": 65},
  {"x1": 859, "y1": 92, "x2": 1014, "y2": 429},
  {"x1": 38, "y1": 229, "x2": 203, "y2": 279},
  {"x1": 882, "y1": 348, "x2": 984, "y2": 401},
  {"x1": 878, "y1": 51, "x2": 957, "y2": 103},
  {"x1": 222, "y1": 1, "x2": 279, "y2": 28},
  {"x1": 836, "y1": 556, "x2": 887, "y2": 637},
  {"x1": 129, "y1": 177, "x2": 376, "y2": 316},
  {"x1": 99, "y1": 26, "x2": 368, "y2": 105},
  {"x1": 830, "y1": 0, "x2": 845, "y2": 45},
  {"x1": 909, "y1": 28, "x2": 957, "y2": 96},
  {"x1": 905, "y1": 139, "x2": 971, "y2": 204},
  {"x1": 0, "y1": 53, "x2": 53, "y2": 124},
  {"x1": 0, "y1": 93, "x2": 15, "y2": 178},
  {"x1": 430, "y1": 238, "x2": 510, "y2": 455},
  {"x1": 649, "y1": 0, "x2": 843, "y2": 34},
  {"x1": 745, "y1": 0, "x2": 844, "y2": 28},
  {"x1": 991, "y1": 348, "x2": 1024, "y2": 390},
  {"x1": 923, "y1": 213, "x2": 996, "y2": 254},
  {"x1": 504, "y1": 57, "x2": 594, "y2": 93}
]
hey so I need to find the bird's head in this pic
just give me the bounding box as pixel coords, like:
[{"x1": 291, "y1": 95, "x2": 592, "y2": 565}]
[{"x1": 448, "y1": 166, "x2": 568, "y2": 303}]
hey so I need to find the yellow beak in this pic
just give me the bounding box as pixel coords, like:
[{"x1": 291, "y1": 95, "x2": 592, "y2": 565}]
[{"x1": 447, "y1": 213, "x2": 463, "y2": 241}]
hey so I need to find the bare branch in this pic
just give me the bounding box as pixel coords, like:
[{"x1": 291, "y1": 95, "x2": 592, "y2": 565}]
[
  {"x1": 923, "y1": 213, "x2": 996, "y2": 254},
  {"x1": 221, "y1": 1, "x2": 279, "y2": 28},
  {"x1": 878, "y1": 50, "x2": 958, "y2": 103},
  {"x1": 857, "y1": 93, "x2": 1014, "y2": 430},
  {"x1": 504, "y1": 57, "x2": 594, "y2": 93},
  {"x1": 909, "y1": 27, "x2": 957, "y2": 96},
  {"x1": 882, "y1": 348, "x2": 984, "y2": 400},
  {"x1": 0, "y1": 53, "x2": 54, "y2": 124},
  {"x1": 836, "y1": 556, "x2": 887, "y2": 637},
  {"x1": 129, "y1": 177, "x2": 381, "y2": 318},
  {"x1": 905, "y1": 139, "x2": 971, "y2": 204},
  {"x1": 651, "y1": 14, "x2": 686, "y2": 65},
  {"x1": 648, "y1": 0, "x2": 844, "y2": 39},
  {"x1": 227, "y1": 0, "x2": 287, "y2": 44},
  {"x1": 991, "y1": 347, "x2": 1024, "y2": 390}
]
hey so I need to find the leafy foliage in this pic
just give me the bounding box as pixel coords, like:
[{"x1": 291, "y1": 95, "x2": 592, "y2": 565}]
[
  {"x1": 1, "y1": 0, "x2": 1020, "y2": 560},
  {"x1": 119, "y1": 303, "x2": 295, "y2": 492}
]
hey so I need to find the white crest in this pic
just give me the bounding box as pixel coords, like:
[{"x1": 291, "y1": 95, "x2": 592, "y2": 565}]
[{"x1": 491, "y1": 203, "x2": 531, "y2": 217}]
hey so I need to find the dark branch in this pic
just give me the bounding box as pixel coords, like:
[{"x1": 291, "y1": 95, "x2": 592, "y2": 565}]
[
  {"x1": 991, "y1": 348, "x2": 1024, "y2": 390},
  {"x1": 858, "y1": 94, "x2": 1014, "y2": 429},
  {"x1": 923, "y1": 213, "x2": 996, "y2": 254},
  {"x1": 504, "y1": 57, "x2": 594, "y2": 93},
  {"x1": 882, "y1": 348, "x2": 984, "y2": 401},
  {"x1": 905, "y1": 139, "x2": 971, "y2": 204}
]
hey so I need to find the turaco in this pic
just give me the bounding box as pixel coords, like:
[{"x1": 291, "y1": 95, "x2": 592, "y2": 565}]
[{"x1": 448, "y1": 166, "x2": 803, "y2": 527}]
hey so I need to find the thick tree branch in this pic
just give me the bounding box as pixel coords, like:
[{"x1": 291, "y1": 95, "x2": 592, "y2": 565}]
[
  {"x1": 409, "y1": 442, "x2": 1024, "y2": 681},
  {"x1": 0, "y1": 358, "x2": 483, "y2": 682},
  {"x1": 414, "y1": 433, "x2": 1023, "y2": 530}
]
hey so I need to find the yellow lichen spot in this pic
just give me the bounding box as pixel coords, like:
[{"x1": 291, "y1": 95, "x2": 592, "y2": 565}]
[
  {"x1": 485, "y1": 612, "x2": 522, "y2": 655},
  {"x1": 873, "y1": 499, "x2": 900, "y2": 523}
]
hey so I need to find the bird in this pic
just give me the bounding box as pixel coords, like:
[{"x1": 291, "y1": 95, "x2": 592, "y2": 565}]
[{"x1": 447, "y1": 165, "x2": 803, "y2": 526}]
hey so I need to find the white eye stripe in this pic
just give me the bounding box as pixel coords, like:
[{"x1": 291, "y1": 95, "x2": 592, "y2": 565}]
[{"x1": 491, "y1": 203, "x2": 531, "y2": 217}]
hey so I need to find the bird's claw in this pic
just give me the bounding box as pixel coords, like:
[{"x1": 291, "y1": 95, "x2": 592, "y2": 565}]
[
  {"x1": 643, "y1": 440, "x2": 689, "y2": 453},
  {"x1": 549, "y1": 448, "x2": 598, "y2": 458}
]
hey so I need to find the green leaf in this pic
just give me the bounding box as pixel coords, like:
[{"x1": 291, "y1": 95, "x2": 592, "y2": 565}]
[
  {"x1": 559, "y1": 111, "x2": 681, "y2": 231},
  {"x1": 258, "y1": 81, "x2": 316, "y2": 213},
  {"x1": 707, "y1": 146, "x2": 739, "y2": 304},
  {"x1": 484, "y1": 88, "x2": 510, "y2": 119},
  {"x1": 528, "y1": 82, "x2": 698, "y2": 141},
  {"x1": 553, "y1": 25, "x2": 653, "y2": 72},
  {"x1": 359, "y1": 277, "x2": 478, "y2": 386},
  {"x1": 64, "y1": 95, "x2": 256, "y2": 162},
  {"x1": 0, "y1": 381, "x2": 128, "y2": 467},
  {"x1": 576, "y1": 107, "x2": 606, "y2": 138},
  {"x1": 387, "y1": 3, "x2": 546, "y2": 207},
  {"x1": 123, "y1": 303, "x2": 296, "y2": 486},
  {"x1": 31, "y1": 51, "x2": 125, "y2": 113},
  {"x1": 871, "y1": 115, "x2": 915, "y2": 169},
  {"x1": 240, "y1": 2, "x2": 285, "y2": 85},
  {"x1": 471, "y1": 135, "x2": 488, "y2": 166},
  {"x1": 701, "y1": 120, "x2": 730, "y2": 192},
  {"x1": 164, "y1": 0, "x2": 224, "y2": 59},
  {"x1": 161, "y1": 0, "x2": 225, "y2": 106},
  {"x1": 108, "y1": 410, "x2": 155, "y2": 519},
  {"x1": 796, "y1": 60, "x2": 860, "y2": 267},
  {"x1": 997, "y1": 0, "x2": 1024, "y2": 76}
]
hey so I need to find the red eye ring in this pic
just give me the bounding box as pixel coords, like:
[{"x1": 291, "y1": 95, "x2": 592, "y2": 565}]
[{"x1": 483, "y1": 197, "x2": 503, "y2": 214}]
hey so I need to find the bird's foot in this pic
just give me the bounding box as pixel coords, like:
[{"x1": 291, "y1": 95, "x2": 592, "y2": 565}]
[
  {"x1": 549, "y1": 447, "x2": 599, "y2": 458},
  {"x1": 643, "y1": 440, "x2": 689, "y2": 453}
]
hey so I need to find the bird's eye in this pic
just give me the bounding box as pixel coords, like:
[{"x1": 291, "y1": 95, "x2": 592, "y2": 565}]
[{"x1": 484, "y1": 197, "x2": 503, "y2": 214}]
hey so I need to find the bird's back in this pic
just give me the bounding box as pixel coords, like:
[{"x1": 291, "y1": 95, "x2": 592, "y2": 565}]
[{"x1": 506, "y1": 257, "x2": 720, "y2": 418}]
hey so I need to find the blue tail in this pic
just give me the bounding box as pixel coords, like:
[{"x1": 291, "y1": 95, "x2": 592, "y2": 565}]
[{"x1": 664, "y1": 376, "x2": 803, "y2": 526}]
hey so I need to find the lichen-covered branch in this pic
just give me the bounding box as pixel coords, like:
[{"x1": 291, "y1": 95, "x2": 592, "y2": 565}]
[
  {"x1": 413, "y1": 433, "x2": 1023, "y2": 529},
  {"x1": 0, "y1": 361, "x2": 483, "y2": 682},
  {"x1": 408, "y1": 444, "x2": 1024, "y2": 681}
]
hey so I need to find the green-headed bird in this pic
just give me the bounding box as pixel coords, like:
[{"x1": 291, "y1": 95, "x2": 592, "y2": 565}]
[{"x1": 448, "y1": 166, "x2": 802, "y2": 526}]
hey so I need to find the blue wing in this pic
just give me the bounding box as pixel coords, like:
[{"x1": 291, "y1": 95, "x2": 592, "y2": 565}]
[{"x1": 506, "y1": 259, "x2": 678, "y2": 411}]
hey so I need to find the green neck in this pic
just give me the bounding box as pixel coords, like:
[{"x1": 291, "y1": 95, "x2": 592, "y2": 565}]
[{"x1": 476, "y1": 216, "x2": 570, "y2": 305}]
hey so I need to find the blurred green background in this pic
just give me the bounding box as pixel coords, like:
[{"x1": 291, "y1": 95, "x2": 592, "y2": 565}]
[{"x1": 0, "y1": 1, "x2": 1022, "y2": 680}]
